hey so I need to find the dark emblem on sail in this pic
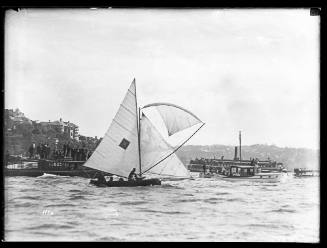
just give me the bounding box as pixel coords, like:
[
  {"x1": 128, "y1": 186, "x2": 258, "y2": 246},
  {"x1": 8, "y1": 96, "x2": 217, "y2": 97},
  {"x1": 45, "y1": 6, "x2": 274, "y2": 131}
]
[{"x1": 119, "y1": 138, "x2": 130, "y2": 150}]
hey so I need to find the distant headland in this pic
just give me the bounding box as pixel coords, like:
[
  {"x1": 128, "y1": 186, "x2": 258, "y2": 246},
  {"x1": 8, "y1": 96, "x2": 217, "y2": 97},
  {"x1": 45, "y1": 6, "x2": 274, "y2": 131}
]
[{"x1": 4, "y1": 108, "x2": 319, "y2": 170}]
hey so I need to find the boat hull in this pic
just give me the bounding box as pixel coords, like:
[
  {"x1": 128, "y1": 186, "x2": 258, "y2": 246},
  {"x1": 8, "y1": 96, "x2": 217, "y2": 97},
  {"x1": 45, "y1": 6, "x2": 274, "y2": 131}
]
[
  {"x1": 218, "y1": 173, "x2": 282, "y2": 182},
  {"x1": 199, "y1": 172, "x2": 283, "y2": 182},
  {"x1": 294, "y1": 174, "x2": 319, "y2": 178},
  {"x1": 90, "y1": 178, "x2": 162, "y2": 187}
]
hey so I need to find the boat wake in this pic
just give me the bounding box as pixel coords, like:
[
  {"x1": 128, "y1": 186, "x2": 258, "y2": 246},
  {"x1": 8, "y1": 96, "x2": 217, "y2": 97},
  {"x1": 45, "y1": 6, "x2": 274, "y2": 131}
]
[{"x1": 37, "y1": 173, "x2": 70, "y2": 178}]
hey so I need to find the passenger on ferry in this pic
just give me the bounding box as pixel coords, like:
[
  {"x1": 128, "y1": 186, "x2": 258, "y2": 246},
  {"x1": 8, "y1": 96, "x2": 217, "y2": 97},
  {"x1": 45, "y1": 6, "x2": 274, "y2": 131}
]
[
  {"x1": 28, "y1": 144, "x2": 34, "y2": 158},
  {"x1": 202, "y1": 164, "x2": 206, "y2": 173},
  {"x1": 5, "y1": 150, "x2": 10, "y2": 165},
  {"x1": 254, "y1": 163, "x2": 258, "y2": 173}
]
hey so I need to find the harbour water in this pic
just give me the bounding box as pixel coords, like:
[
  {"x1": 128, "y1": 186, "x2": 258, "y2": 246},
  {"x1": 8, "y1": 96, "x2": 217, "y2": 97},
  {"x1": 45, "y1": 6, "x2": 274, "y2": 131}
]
[{"x1": 4, "y1": 173, "x2": 319, "y2": 242}]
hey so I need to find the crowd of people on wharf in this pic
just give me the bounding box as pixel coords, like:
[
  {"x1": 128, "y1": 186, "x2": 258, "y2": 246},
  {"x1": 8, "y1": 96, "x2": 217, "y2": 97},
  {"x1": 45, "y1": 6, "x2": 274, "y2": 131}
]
[{"x1": 27, "y1": 142, "x2": 94, "y2": 161}]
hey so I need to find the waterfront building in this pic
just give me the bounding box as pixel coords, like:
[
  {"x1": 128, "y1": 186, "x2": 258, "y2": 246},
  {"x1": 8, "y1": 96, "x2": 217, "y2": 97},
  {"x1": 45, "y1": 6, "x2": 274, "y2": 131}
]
[{"x1": 39, "y1": 118, "x2": 79, "y2": 140}]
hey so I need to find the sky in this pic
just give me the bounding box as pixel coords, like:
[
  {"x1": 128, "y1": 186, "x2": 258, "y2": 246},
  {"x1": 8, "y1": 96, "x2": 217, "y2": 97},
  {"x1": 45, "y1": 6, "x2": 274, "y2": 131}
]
[{"x1": 5, "y1": 8, "x2": 320, "y2": 150}]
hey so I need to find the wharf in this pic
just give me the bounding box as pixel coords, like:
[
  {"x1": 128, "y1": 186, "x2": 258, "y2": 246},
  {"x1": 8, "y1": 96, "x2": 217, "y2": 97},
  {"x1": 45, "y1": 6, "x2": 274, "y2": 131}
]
[{"x1": 4, "y1": 157, "x2": 108, "y2": 178}]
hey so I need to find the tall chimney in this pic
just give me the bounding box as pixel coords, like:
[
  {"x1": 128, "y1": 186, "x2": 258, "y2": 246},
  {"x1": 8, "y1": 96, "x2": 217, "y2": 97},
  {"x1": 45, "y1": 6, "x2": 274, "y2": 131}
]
[{"x1": 239, "y1": 131, "x2": 242, "y2": 162}]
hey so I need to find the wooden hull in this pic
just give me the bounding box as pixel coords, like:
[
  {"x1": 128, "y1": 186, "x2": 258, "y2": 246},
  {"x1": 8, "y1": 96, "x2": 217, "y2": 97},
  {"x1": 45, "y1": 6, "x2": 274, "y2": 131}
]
[
  {"x1": 199, "y1": 172, "x2": 215, "y2": 178},
  {"x1": 199, "y1": 172, "x2": 282, "y2": 182},
  {"x1": 218, "y1": 173, "x2": 282, "y2": 182},
  {"x1": 90, "y1": 178, "x2": 161, "y2": 187},
  {"x1": 294, "y1": 174, "x2": 319, "y2": 178}
]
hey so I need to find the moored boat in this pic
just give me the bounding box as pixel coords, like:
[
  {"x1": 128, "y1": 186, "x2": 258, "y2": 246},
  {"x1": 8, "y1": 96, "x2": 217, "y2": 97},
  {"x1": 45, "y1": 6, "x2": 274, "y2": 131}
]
[
  {"x1": 5, "y1": 159, "x2": 105, "y2": 178},
  {"x1": 294, "y1": 168, "x2": 319, "y2": 178},
  {"x1": 200, "y1": 165, "x2": 283, "y2": 182}
]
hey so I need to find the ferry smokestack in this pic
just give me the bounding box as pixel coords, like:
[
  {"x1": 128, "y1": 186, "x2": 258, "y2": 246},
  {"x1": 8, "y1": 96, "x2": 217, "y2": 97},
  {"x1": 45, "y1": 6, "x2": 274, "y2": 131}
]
[
  {"x1": 234, "y1": 146, "x2": 238, "y2": 160},
  {"x1": 239, "y1": 131, "x2": 242, "y2": 162}
]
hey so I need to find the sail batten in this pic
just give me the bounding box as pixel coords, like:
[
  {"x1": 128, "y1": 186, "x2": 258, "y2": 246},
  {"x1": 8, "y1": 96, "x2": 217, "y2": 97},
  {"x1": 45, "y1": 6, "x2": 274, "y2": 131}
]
[
  {"x1": 112, "y1": 118, "x2": 137, "y2": 136},
  {"x1": 120, "y1": 103, "x2": 137, "y2": 116}
]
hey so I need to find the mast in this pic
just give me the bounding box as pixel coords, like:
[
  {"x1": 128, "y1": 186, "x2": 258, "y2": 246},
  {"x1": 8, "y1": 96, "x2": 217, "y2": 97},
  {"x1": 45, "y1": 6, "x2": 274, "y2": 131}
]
[
  {"x1": 138, "y1": 107, "x2": 142, "y2": 176},
  {"x1": 239, "y1": 130, "x2": 242, "y2": 162},
  {"x1": 134, "y1": 78, "x2": 142, "y2": 176}
]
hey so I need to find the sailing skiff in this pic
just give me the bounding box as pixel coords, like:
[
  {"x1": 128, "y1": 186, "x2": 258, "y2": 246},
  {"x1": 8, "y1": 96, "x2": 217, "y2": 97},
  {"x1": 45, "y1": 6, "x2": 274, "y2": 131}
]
[{"x1": 85, "y1": 79, "x2": 204, "y2": 187}]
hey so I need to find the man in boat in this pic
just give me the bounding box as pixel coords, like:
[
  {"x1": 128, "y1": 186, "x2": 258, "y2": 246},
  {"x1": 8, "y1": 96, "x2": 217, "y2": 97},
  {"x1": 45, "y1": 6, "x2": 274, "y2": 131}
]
[
  {"x1": 128, "y1": 168, "x2": 144, "y2": 181},
  {"x1": 128, "y1": 168, "x2": 139, "y2": 181},
  {"x1": 96, "y1": 173, "x2": 107, "y2": 184}
]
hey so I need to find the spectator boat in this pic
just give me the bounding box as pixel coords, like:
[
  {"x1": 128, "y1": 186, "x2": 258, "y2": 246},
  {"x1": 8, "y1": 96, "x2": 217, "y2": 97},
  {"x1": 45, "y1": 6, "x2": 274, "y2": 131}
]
[
  {"x1": 294, "y1": 168, "x2": 319, "y2": 177},
  {"x1": 5, "y1": 157, "x2": 106, "y2": 178},
  {"x1": 200, "y1": 165, "x2": 283, "y2": 182}
]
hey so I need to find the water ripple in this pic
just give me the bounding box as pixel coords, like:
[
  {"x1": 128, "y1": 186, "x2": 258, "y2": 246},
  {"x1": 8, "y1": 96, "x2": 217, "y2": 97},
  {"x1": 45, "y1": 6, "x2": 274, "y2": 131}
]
[{"x1": 4, "y1": 176, "x2": 319, "y2": 242}]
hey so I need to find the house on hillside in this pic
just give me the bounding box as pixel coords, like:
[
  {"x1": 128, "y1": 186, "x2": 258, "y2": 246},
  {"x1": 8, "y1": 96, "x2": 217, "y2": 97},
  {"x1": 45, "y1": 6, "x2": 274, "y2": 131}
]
[
  {"x1": 39, "y1": 118, "x2": 79, "y2": 140},
  {"x1": 5, "y1": 108, "x2": 31, "y2": 124},
  {"x1": 5, "y1": 108, "x2": 32, "y2": 134}
]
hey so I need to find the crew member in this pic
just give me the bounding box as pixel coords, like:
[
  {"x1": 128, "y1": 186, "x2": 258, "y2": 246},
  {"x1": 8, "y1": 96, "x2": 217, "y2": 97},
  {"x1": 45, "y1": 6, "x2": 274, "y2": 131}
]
[
  {"x1": 96, "y1": 173, "x2": 107, "y2": 184},
  {"x1": 128, "y1": 168, "x2": 137, "y2": 181}
]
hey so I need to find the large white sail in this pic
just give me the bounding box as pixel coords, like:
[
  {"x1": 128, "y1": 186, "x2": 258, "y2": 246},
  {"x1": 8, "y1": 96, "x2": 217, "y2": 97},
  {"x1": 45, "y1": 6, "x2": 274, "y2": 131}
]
[
  {"x1": 142, "y1": 103, "x2": 202, "y2": 136},
  {"x1": 140, "y1": 113, "x2": 190, "y2": 178},
  {"x1": 83, "y1": 80, "x2": 139, "y2": 177}
]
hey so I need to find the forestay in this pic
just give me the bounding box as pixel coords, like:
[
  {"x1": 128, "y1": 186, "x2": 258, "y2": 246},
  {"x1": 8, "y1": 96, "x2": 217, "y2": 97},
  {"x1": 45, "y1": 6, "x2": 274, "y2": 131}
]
[
  {"x1": 142, "y1": 103, "x2": 202, "y2": 136},
  {"x1": 83, "y1": 80, "x2": 139, "y2": 177},
  {"x1": 140, "y1": 113, "x2": 190, "y2": 178}
]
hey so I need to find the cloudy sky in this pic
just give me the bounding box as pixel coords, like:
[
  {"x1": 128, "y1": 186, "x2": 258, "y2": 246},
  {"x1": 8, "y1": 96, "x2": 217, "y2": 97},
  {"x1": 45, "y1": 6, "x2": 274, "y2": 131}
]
[{"x1": 5, "y1": 8, "x2": 319, "y2": 149}]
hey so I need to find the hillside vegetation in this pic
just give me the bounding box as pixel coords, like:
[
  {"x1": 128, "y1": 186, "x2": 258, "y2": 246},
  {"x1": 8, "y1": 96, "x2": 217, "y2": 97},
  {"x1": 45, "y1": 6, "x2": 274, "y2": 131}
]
[{"x1": 5, "y1": 109, "x2": 319, "y2": 170}]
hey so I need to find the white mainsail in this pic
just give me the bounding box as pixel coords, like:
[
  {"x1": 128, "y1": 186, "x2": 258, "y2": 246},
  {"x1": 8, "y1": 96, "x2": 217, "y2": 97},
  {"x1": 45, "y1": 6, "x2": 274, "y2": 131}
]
[
  {"x1": 83, "y1": 80, "x2": 139, "y2": 177},
  {"x1": 140, "y1": 113, "x2": 190, "y2": 178},
  {"x1": 142, "y1": 103, "x2": 202, "y2": 136}
]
